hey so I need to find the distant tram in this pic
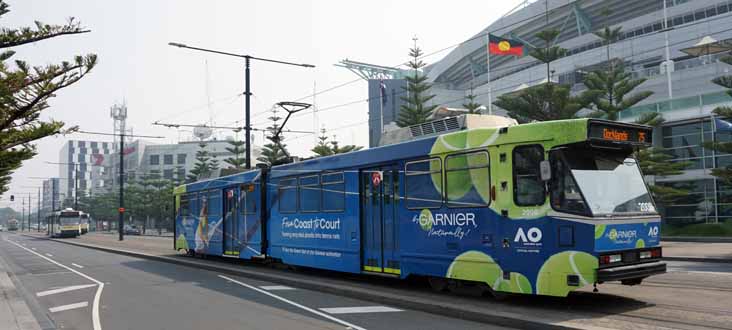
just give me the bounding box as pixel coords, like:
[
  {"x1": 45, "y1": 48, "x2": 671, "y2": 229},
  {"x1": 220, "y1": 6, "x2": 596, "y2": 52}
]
[
  {"x1": 47, "y1": 208, "x2": 82, "y2": 238},
  {"x1": 80, "y1": 212, "x2": 90, "y2": 234},
  {"x1": 7, "y1": 219, "x2": 18, "y2": 231},
  {"x1": 174, "y1": 117, "x2": 666, "y2": 297}
]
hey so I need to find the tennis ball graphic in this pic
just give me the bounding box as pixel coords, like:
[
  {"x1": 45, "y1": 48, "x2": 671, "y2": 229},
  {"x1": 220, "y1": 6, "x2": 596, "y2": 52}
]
[
  {"x1": 466, "y1": 129, "x2": 495, "y2": 148},
  {"x1": 176, "y1": 234, "x2": 188, "y2": 250},
  {"x1": 418, "y1": 209, "x2": 433, "y2": 231},
  {"x1": 594, "y1": 224, "x2": 606, "y2": 240},
  {"x1": 446, "y1": 251, "x2": 502, "y2": 285},
  {"x1": 496, "y1": 272, "x2": 533, "y2": 294},
  {"x1": 536, "y1": 251, "x2": 598, "y2": 297},
  {"x1": 635, "y1": 239, "x2": 645, "y2": 248}
]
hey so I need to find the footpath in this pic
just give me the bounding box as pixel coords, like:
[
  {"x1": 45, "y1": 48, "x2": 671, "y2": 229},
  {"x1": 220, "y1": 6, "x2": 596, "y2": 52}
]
[
  {"x1": 661, "y1": 240, "x2": 732, "y2": 263},
  {"x1": 19, "y1": 232, "x2": 732, "y2": 330}
]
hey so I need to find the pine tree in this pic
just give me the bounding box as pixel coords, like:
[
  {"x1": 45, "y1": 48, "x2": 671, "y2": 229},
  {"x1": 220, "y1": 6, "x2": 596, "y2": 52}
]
[
  {"x1": 224, "y1": 139, "x2": 246, "y2": 169},
  {"x1": 703, "y1": 55, "x2": 732, "y2": 182},
  {"x1": 257, "y1": 110, "x2": 289, "y2": 166},
  {"x1": 311, "y1": 128, "x2": 333, "y2": 157},
  {"x1": 0, "y1": 1, "x2": 97, "y2": 195},
  {"x1": 397, "y1": 42, "x2": 438, "y2": 127},
  {"x1": 493, "y1": 83, "x2": 588, "y2": 123},
  {"x1": 209, "y1": 154, "x2": 220, "y2": 171},
  {"x1": 311, "y1": 128, "x2": 363, "y2": 158},
  {"x1": 493, "y1": 29, "x2": 590, "y2": 123},
  {"x1": 330, "y1": 137, "x2": 362, "y2": 154},
  {"x1": 582, "y1": 15, "x2": 652, "y2": 120},
  {"x1": 186, "y1": 143, "x2": 210, "y2": 182},
  {"x1": 462, "y1": 84, "x2": 482, "y2": 114},
  {"x1": 634, "y1": 112, "x2": 690, "y2": 204}
]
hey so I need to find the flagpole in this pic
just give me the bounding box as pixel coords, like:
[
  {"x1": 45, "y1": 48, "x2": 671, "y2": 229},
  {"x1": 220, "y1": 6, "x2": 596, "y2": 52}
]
[
  {"x1": 712, "y1": 114, "x2": 718, "y2": 224},
  {"x1": 380, "y1": 80, "x2": 385, "y2": 133},
  {"x1": 486, "y1": 33, "x2": 493, "y2": 115}
]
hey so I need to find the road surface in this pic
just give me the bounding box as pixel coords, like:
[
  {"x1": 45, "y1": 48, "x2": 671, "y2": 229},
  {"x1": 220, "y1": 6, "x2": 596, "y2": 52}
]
[{"x1": 0, "y1": 232, "x2": 509, "y2": 330}]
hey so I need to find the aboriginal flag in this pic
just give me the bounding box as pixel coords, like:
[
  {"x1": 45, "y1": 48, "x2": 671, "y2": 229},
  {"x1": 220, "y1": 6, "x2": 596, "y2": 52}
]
[{"x1": 488, "y1": 34, "x2": 524, "y2": 56}]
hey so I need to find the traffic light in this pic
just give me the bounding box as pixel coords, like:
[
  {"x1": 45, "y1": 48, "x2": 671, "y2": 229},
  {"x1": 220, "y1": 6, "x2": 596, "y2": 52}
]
[{"x1": 9, "y1": 195, "x2": 14, "y2": 202}]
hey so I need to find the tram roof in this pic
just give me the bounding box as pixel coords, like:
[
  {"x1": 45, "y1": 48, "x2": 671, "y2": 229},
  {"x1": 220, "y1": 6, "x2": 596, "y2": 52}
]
[{"x1": 178, "y1": 118, "x2": 650, "y2": 191}]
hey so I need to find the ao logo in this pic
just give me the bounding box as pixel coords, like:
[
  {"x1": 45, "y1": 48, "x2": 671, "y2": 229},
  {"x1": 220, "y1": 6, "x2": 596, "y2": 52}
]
[
  {"x1": 648, "y1": 226, "x2": 659, "y2": 237},
  {"x1": 514, "y1": 227, "x2": 542, "y2": 243}
]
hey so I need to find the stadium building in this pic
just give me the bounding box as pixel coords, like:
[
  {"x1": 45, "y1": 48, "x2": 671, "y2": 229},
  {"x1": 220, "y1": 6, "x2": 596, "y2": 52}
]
[{"x1": 371, "y1": 0, "x2": 732, "y2": 226}]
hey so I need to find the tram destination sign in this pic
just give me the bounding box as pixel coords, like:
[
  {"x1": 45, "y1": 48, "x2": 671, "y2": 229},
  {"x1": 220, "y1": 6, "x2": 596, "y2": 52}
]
[{"x1": 587, "y1": 121, "x2": 652, "y2": 145}]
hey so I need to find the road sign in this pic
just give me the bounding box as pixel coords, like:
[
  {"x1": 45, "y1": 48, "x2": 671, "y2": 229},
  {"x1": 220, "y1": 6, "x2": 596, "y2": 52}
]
[
  {"x1": 118, "y1": 207, "x2": 125, "y2": 213},
  {"x1": 371, "y1": 171, "x2": 382, "y2": 187}
]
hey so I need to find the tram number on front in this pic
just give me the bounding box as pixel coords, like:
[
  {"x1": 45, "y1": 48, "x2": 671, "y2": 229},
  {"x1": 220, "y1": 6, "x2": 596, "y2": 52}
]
[{"x1": 638, "y1": 202, "x2": 655, "y2": 212}]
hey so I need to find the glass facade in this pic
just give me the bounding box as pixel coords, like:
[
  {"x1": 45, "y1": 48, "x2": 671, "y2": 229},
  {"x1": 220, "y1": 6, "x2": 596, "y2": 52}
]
[{"x1": 657, "y1": 119, "x2": 732, "y2": 226}]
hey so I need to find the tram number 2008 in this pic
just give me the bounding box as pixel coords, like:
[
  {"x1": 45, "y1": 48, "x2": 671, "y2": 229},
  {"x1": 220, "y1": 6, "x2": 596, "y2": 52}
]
[{"x1": 638, "y1": 202, "x2": 655, "y2": 212}]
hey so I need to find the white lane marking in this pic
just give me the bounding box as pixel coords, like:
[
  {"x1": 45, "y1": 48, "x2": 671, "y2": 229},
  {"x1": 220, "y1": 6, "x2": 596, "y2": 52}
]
[
  {"x1": 45, "y1": 253, "x2": 53, "y2": 257},
  {"x1": 72, "y1": 263, "x2": 84, "y2": 269},
  {"x1": 7, "y1": 239, "x2": 104, "y2": 330},
  {"x1": 49, "y1": 301, "x2": 88, "y2": 313},
  {"x1": 219, "y1": 275, "x2": 366, "y2": 330},
  {"x1": 320, "y1": 306, "x2": 402, "y2": 314},
  {"x1": 260, "y1": 285, "x2": 295, "y2": 291},
  {"x1": 37, "y1": 284, "x2": 96, "y2": 297}
]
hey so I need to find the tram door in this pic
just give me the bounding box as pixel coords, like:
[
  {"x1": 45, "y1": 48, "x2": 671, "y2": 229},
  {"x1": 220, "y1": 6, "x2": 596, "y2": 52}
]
[
  {"x1": 361, "y1": 165, "x2": 400, "y2": 275},
  {"x1": 223, "y1": 187, "x2": 240, "y2": 256}
]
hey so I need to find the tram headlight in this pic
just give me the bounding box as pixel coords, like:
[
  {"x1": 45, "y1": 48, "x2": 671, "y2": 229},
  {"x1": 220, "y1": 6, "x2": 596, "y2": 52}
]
[{"x1": 639, "y1": 251, "x2": 652, "y2": 259}]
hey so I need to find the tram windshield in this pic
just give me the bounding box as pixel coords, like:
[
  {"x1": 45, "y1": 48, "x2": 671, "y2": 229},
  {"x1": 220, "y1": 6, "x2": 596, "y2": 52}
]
[
  {"x1": 59, "y1": 216, "x2": 80, "y2": 225},
  {"x1": 550, "y1": 145, "x2": 656, "y2": 216}
]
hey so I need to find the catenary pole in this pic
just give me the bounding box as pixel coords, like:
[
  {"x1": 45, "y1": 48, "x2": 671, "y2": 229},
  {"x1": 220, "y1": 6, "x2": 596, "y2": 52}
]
[
  {"x1": 245, "y1": 56, "x2": 252, "y2": 169},
  {"x1": 119, "y1": 133, "x2": 124, "y2": 241}
]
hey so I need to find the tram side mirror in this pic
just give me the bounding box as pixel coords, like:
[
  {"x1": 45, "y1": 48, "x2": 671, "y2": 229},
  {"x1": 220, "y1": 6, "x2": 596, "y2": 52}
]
[{"x1": 539, "y1": 160, "x2": 551, "y2": 181}]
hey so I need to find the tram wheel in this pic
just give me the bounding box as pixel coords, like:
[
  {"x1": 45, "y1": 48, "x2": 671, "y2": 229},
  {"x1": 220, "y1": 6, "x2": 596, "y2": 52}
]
[{"x1": 428, "y1": 277, "x2": 449, "y2": 292}]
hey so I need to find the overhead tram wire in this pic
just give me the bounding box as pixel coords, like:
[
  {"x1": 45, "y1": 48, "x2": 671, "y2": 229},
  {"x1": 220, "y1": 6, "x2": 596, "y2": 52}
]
[
  {"x1": 152, "y1": 92, "x2": 243, "y2": 123},
  {"x1": 151, "y1": 121, "x2": 313, "y2": 134}
]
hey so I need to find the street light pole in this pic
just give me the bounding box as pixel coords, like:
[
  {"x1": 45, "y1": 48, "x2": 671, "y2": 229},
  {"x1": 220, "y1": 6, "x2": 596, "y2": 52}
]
[{"x1": 168, "y1": 42, "x2": 314, "y2": 169}]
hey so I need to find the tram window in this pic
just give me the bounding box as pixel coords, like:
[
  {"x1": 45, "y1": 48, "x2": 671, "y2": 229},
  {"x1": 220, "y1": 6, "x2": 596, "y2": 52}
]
[
  {"x1": 179, "y1": 195, "x2": 190, "y2": 217},
  {"x1": 207, "y1": 190, "x2": 222, "y2": 217},
  {"x1": 513, "y1": 145, "x2": 546, "y2": 206},
  {"x1": 406, "y1": 158, "x2": 443, "y2": 209},
  {"x1": 549, "y1": 151, "x2": 589, "y2": 215},
  {"x1": 240, "y1": 187, "x2": 257, "y2": 215},
  {"x1": 446, "y1": 151, "x2": 490, "y2": 208},
  {"x1": 278, "y1": 178, "x2": 297, "y2": 213},
  {"x1": 322, "y1": 172, "x2": 345, "y2": 212},
  {"x1": 299, "y1": 175, "x2": 321, "y2": 212}
]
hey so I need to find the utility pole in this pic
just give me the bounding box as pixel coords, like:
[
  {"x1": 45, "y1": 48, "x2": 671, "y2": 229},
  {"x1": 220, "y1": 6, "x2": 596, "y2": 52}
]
[
  {"x1": 168, "y1": 42, "x2": 314, "y2": 170},
  {"x1": 119, "y1": 132, "x2": 125, "y2": 241},
  {"x1": 245, "y1": 56, "x2": 252, "y2": 169},
  {"x1": 21, "y1": 197, "x2": 25, "y2": 231},
  {"x1": 37, "y1": 187, "x2": 40, "y2": 232},
  {"x1": 74, "y1": 163, "x2": 79, "y2": 210}
]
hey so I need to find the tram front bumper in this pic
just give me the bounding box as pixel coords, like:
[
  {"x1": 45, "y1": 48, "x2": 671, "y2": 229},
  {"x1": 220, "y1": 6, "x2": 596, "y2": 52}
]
[{"x1": 597, "y1": 260, "x2": 666, "y2": 283}]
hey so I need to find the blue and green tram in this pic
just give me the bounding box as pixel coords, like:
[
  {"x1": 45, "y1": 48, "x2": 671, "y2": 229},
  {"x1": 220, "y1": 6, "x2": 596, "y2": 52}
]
[{"x1": 174, "y1": 118, "x2": 666, "y2": 297}]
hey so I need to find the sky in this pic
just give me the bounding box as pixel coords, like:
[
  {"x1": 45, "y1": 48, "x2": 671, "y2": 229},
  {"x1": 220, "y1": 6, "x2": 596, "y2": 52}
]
[{"x1": 1, "y1": 0, "x2": 523, "y2": 209}]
